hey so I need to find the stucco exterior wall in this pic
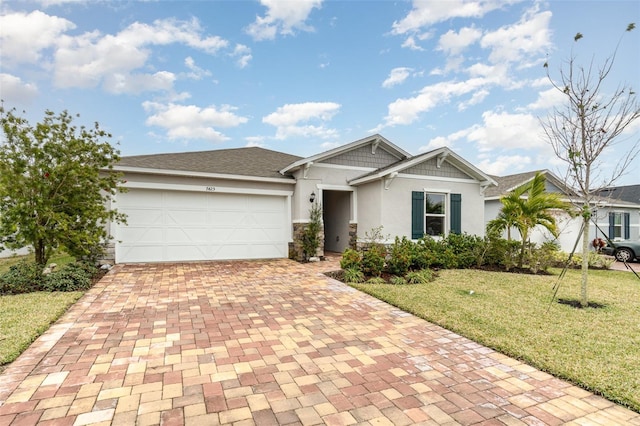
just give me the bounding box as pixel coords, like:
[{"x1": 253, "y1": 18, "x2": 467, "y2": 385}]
[{"x1": 356, "y1": 176, "x2": 486, "y2": 242}]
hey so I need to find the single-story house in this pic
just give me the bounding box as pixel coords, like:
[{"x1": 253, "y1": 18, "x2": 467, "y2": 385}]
[
  {"x1": 597, "y1": 184, "x2": 640, "y2": 205},
  {"x1": 484, "y1": 170, "x2": 640, "y2": 253},
  {"x1": 107, "y1": 134, "x2": 497, "y2": 263}
]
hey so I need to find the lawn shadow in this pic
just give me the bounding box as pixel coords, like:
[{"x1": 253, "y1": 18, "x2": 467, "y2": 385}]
[{"x1": 557, "y1": 298, "x2": 607, "y2": 309}]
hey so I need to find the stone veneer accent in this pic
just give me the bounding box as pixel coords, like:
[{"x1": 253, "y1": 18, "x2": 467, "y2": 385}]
[
  {"x1": 349, "y1": 223, "x2": 358, "y2": 250},
  {"x1": 290, "y1": 222, "x2": 325, "y2": 262},
  {"x1": 100, "y1": 242, "x2": 116, "y2": 265}
]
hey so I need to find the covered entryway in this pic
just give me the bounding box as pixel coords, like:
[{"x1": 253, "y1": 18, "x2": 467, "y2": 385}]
[
  {"x1": 322, "y1": 190, "x2": 352, "y2": 253},
  {"x1": 115, "y1": 188, "x2": 289, "y2": 263}
]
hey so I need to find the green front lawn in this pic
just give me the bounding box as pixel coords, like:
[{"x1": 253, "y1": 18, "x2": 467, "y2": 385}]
[
  {"x1": 0, "y1": 291, "x2": 83, "y2": 366},
  {"x1": 352, "y1": 268, "x2": 640, "y2": 412},
  {"x1": 0, "y1": 252, "x2": 81, "y2": 369}
]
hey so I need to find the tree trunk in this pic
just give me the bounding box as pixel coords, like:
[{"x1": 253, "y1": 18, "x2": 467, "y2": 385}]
[
  {"x1": 35, "y1": 239, "x2": 46, "y2": 267},
  {"x1": 580, "y1": 215, "x2": 590, "y2": 307}
]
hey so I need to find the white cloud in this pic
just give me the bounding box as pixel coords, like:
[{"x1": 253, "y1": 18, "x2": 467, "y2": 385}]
[
  {"x1": 477, "y1": 154, "x2": 532, "y2": 175},
  {"x1": 437, "y1": 26, "x2": 482, "y2": 55},
  {"x1": 381, "y1": 78, "x2": 488, "y2": 127},
  {"x1": 419, "y1": 128, "x2": 470, "y2": 151},
  {"x1": 382, "y1": 67, "x2": 414, "y2": 88},
  {"x1": 401, "y1": 35, "x2": 425, "y2": 51},
  {"x1": 245, "y1": 136, "x2": 266, "y2": 147},
  {"x1": 458, "y1": 88, "x2": 490, "y2": 110},
  {"x1": 103, "y1": 71, "x2": 176, "y2": 95},
  {"x1": 262, "y1": 102, "x2": 340, "y2": 139},
  {"x1": 526, "y1": 87, "x2": 566, "y2": 110},
  {"x1": 0, "y1": 73, "x2": 39, "y2": 104},
  {"x1": 142, "y1": 102, "x2": 248, "y2": 142},
  {"x1": 467, "y1": 110, "x2": 545, "y2": 151},
  {"x1": 53, "y1": 18, "x2": 228, "y2": 92},
  {"x1": 320, "y1": 141, "x2": 341, "y2": 150},
  {"x1": 480, "y1": 7, "x2": 552, "y2": 67},
  {"x1": 246, "y1": 0, "x2": 323, "y2": 41},
  {"x1": 0, "y1": 10, "x2": 74, "y2": 67},
  {"x1": 183, "y1": 57, "x2": 212, "y2": 80},
  {"x1": 232, "y1": 44, "x2": 252, "y2": 68},
  {"x1": 392, "y1": 0, "x2": 518, "y2": 36}
]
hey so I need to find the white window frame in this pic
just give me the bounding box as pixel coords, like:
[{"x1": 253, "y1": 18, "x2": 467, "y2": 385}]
[{"x1": 424, "y1": 192, "x2": 447, "y2": 237}]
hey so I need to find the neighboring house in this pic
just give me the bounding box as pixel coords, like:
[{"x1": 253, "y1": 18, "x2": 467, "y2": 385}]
[
  {"x1": 108, "y1": 134, "x2": 497, "y2": 263},
  {"x1": 484, "y1": 170, "x2": 640, "y2": 253},
  {"x1": 597, "y1": 184, "x2": 640, "y2": 204}
]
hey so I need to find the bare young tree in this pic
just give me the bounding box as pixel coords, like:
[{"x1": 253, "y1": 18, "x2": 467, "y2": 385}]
[{"x1": 541, "y1": 24, "x2": 640, "y2": 307}]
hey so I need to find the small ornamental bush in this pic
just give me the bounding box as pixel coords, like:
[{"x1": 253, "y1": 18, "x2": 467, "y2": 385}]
[
  {"x1": 387, "y1": 236, "x2": 412, "y2": 276},
  {"x1": 389, "y1": 276, "x2": 407, "y2": 285},
  {"x1": 366, "y1": 277, "x2": 387, "y2": 284},
  {"x1": 0, "y1": 261, "x2": 42, "y2": 294},
  {"x1": 42, "y1": 262, "x2": 94, "y2": 292},
  {"x1": 443, "y1": 233, "x2": 484, "y2": 269},
  {"x1": 405, "y1": 269, "x2": 435, "y2": 284},
  {"x1": 340, "y1": 249, "x2": 362, "y2": 271},
  {"x1": 343, "y1": 267, "x2": 365, "y2": 283},
  {"x1": 362, "y1": 244, "x2": 386, "y2": 277}
]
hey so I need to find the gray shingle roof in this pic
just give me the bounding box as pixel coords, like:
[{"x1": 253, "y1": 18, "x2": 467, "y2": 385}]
[
  {"x1": 117, "y1": 147, "x2": 302, "y2": 180},
  {"x1": 484, "y1": 170, "x2": 576, "y2": 198},
  {"x1": 598, "y1": 184, "x2": 640, "y2": 204}
]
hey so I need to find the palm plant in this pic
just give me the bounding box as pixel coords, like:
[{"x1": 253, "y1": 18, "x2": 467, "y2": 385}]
[{"x1": 487, "y1": 172, "x2": 574, "y2": 268}]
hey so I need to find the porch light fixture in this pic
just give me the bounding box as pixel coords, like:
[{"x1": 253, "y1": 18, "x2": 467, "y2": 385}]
[{"x1": 309, "y1": 191, "x2": 316, "y2": 203}]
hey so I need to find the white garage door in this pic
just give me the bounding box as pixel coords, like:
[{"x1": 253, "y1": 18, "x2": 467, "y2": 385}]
[{"x1": 115, "y1": 189, "x2": 289, "y2": 263}]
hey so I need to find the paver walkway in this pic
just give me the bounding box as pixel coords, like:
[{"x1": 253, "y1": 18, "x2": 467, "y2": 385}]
[{"x1": 0, "y1": 259, "x2": 638, "y2": 426}]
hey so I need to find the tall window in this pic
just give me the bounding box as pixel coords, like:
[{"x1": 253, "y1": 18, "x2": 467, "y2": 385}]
[
  {"x1": 612, "y1": 213, "x2": 622, "y2": 238},
  {"x1": 609, "y1": 212, "x2": 630, "y2": 239},
  {"x1": 425, "y1": 193, "x2": 446, "y2": 236}
]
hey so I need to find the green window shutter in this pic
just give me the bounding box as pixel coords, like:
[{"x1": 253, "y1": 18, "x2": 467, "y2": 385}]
[
  {"x1": 411, "y1": 191, "x2": 424, "y2": 239},
  {"x1": 450, "y1": 193, "x2": 462, "y2": 234},
  {"x1": 624, "y1": 212, "x2": 630, "y2": 239}
]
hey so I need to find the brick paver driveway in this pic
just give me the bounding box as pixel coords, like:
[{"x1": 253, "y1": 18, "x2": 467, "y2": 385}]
[{"x1": 1, "y1": 259, "x2": 638, "y2": 425}]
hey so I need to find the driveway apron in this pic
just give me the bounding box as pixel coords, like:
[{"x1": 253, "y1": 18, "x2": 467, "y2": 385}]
[{"x1": 0, "y1": 259, "x2": 638, "y2": 425}]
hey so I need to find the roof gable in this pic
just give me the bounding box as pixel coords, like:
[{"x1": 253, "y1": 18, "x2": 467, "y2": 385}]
[
  {"x1": 348, "y1": 147, "x2": 497, "y2": 188},
  {"x1": 279, "y1": 134, "x2": 410, "y2": 174},
  {"x1": 116, "y1": 147, "x2": 302, "y2": 180},
  {"x1": 319, "y1": 144, "x2": 401, "y2": 169}
]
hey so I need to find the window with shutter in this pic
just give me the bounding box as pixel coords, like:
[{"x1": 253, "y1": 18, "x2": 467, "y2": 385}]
[{"x1": 411, "y1": 192, "x2": 462, "y2": 238}]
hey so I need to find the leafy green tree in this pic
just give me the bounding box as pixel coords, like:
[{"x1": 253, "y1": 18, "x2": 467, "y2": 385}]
[
  {"x1": 541, "y1": 24, "x2": 639, "y2": 307},
  {"x1": 0, "y1": 107, "x2": 126, "y2": 267},
  {"x1": 487, "y1": 172, "x2": 573, "y2": 268}
]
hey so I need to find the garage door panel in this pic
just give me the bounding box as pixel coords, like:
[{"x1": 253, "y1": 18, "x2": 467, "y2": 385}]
[
  {"x1": 118, "y1": 191, "x2": 163, "y2": 207},
  {"x1": 116, "y1": 189, "x2": 289, "y2": 263},
  {"x1": 122, "y1": 227, "x2": 164, "y2": 243},
  {"x1": 124, "y1": 209, "x2": 162, "y2": 226},
  {"x1": 166, "y1": 210, "x2": 208, "y2": 226}
]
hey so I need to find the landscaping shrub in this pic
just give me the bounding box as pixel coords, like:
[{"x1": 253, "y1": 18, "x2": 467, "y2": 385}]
[
  {"x1": 340, "y1": 249, "x2": 362, "y2": 271},
  {"x1": 389, "y1": 276, "x2": 407, "y2": 285},
  {"x1": 366, "y1": 277, "x2": 386, "y2": 284},
  {"x1": 410, "y1": 237, "x2": 438, "y2": 270},
  {"x1": 387, "y1": 236, "x2": 412, "y2": 276},
  {"x1": 405, "y1": 269, "x2": 435, "y2": 284},
  {"x1": 442, "y1": 233, "x2": 484, "y2": 268},
  {"x1": 0, "y1": 261, "x2": 42, "y2": 294},
  {"x1": 362, "y1": 243, "x2": 386, "y2": 277},
  {"x1": 343, "y1": 267, "x2": 365, "y2": 283},
  {"x1": 41, "y1": 262, "x2": 96, "y2": 292}
]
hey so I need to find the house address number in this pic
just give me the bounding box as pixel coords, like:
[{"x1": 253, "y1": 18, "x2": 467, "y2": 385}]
[{"x1": 205, "y1": 186, "x2": 216, "y2": 192}]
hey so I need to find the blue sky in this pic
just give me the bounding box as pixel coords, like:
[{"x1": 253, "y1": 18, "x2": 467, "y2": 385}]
[{"x1": 1, "y1": 0, "x2": 639, "y2": 185}]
